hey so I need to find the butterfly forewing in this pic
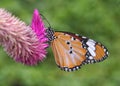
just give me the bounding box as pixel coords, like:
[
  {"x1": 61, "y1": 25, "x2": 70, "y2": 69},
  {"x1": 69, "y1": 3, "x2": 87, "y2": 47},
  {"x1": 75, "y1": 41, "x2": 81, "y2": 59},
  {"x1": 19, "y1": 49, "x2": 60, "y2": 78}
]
[{"x1": 51, "y1": 32, "x2": 87, "y2": 71}]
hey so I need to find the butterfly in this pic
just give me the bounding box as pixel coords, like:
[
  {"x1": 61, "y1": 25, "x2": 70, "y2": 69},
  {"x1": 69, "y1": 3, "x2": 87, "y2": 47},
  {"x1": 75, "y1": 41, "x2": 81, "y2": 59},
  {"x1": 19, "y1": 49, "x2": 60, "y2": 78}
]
[{"x1": 46, "y1": 27, "x2": 109, "y2": 72}]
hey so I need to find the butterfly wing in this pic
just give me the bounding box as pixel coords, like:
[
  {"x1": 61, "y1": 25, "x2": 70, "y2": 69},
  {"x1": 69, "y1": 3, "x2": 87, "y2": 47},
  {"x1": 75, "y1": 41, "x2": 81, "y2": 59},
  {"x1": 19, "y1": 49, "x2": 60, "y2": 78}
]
[
  {"x1": 51, "y1": 32, "x2": 87, "y2": 71},
  {"x1": 50, "y1": 31, "x2": 108, "y2": 72}
]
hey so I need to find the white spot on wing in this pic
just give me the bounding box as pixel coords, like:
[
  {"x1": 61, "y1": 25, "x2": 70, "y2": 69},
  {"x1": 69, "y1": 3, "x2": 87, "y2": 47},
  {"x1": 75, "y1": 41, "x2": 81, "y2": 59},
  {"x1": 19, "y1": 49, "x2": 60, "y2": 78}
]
[
  {"x1": 89, "y1": 39, "x2": 96, "y2": 43},
  {"x1": 76, "y1": 66, "x2": 79, "y2": 69},
  {"x1": 73, "y1": 68, "x2": 76, "y2": 71},
  {"x1": 89, "y1": 56, "x2": 93, "y2": 59},
  {"x1": 69, "y1": 69, "x2": 72, "y2": 72},
  {"x1": 106, "y1": 51, "x2": 109, "y2": 55},
  {"x1": 71, "y1": 37, "x2": 74, "y2": 40},
  {"x1": 86, "y1": 40, "x2": 95, "y2": 46},
  {"x1": 86, "y1": 39, "x2": 96, "y2": 51},
  {"x1": 65, "y1": 68, "x2": 68, "y2": 71},
  {"x1": 82, "y1": 36, "x2": 86, "y2": 38},
  {"x1": 75, "y1": 34, "x2": 79, "y2": 36},
  {"x1": 88, "y1": 47, "x2": 96, "y2": 57},
  {"x1": 104, "y1": 49, "x2": 106, "y2": 52},
  {"x1": 89, "y1": 45, "x2": 96, "y2": 51}
]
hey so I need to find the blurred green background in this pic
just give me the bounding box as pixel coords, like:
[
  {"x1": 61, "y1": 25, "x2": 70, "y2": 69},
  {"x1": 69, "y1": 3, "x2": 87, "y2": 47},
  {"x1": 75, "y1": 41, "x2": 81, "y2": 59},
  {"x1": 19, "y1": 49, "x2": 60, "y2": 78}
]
[{"x1": 0, "y1": 0, "x2": 120, "y2": 86}]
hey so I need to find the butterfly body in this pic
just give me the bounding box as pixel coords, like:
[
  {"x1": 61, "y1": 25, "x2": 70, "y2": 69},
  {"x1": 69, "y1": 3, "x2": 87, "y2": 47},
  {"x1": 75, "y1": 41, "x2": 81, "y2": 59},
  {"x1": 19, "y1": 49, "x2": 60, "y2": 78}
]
[{"x1": 46, "y1": 28, "x2": 109, "y2": 72}]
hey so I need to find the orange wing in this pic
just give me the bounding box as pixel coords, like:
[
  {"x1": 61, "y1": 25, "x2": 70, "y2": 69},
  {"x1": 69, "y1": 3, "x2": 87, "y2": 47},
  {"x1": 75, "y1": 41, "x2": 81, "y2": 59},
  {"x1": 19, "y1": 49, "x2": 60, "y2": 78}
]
[
  {"x1": 50, "y1": 31, "x2": 108, "y2": 72},
  {"x1": 51, "y1": 32, "x2": 87, "y2": 71}
]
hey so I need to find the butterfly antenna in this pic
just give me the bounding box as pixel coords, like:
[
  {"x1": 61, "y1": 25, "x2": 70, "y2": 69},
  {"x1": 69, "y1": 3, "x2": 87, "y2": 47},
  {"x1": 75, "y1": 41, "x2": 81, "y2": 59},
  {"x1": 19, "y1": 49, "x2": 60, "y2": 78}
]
[{"x1": 40, "y1": 13, "x2": 51, "y2": 28}]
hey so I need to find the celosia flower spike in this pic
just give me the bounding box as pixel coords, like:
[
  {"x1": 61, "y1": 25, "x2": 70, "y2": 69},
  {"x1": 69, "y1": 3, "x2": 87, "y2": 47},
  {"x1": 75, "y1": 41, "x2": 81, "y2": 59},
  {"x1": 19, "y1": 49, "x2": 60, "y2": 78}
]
[
  {"x1": 0, "y1": 8, "x2": 48, "y2": 65},
  {"x1": 31, "y1": 9, "x2": 48, "y2": 43}
]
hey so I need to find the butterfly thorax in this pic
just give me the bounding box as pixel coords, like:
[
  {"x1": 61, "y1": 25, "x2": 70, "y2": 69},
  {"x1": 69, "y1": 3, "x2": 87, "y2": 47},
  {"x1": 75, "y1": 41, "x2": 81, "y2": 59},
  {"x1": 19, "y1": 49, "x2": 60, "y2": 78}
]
[{"x1": 46, "y1": 27, "x2": 55, "y2": 41}]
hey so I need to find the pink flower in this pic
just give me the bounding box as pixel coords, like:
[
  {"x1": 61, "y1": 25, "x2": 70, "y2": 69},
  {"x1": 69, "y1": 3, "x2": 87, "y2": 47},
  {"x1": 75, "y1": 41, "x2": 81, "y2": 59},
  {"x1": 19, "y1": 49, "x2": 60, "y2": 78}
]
[
  {"x1": 31, "y1": 9, "x2": 48, "y2": 48},
  {"x1": 0, "y1": 8, "x2": 48, "y2": 65}
]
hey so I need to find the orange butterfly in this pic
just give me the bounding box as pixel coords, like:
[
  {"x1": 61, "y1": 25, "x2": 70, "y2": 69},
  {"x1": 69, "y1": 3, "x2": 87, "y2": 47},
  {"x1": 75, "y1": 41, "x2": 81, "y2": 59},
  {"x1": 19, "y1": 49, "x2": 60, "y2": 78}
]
[{"x1": 46, "y1": 27, "x2": 109, "y2": 72}]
